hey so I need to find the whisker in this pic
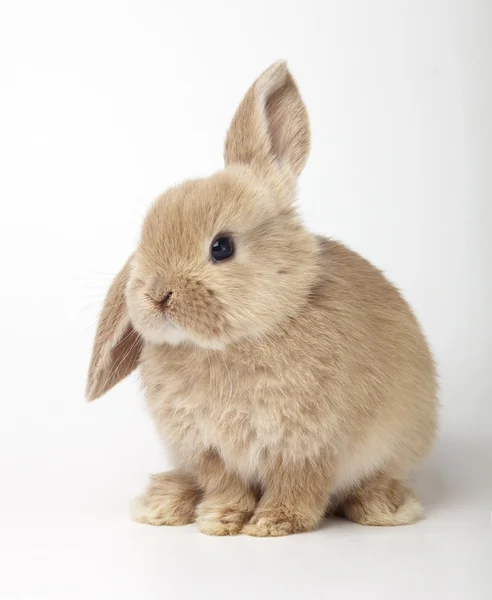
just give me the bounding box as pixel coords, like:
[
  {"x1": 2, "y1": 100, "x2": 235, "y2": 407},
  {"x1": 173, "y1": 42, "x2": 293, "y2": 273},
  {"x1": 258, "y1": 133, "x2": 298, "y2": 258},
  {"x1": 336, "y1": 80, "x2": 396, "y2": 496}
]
[{"x1": 77, "y1": 302, "x2": 104, "y2": 315}]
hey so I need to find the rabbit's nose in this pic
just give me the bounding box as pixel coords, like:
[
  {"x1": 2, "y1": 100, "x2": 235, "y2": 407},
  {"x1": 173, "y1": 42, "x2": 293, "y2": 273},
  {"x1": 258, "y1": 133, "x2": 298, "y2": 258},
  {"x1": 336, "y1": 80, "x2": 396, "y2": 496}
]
[{"x1": 158, "y1": 291, "x2": 174, "y2": 308}]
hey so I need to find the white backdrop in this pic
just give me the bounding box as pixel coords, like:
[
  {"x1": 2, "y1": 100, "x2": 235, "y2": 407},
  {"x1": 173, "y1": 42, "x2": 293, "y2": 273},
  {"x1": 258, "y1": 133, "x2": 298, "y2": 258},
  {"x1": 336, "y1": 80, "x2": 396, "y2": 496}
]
[{"x1": 0, "y1": 1, "x2": 490, "y2": 599}]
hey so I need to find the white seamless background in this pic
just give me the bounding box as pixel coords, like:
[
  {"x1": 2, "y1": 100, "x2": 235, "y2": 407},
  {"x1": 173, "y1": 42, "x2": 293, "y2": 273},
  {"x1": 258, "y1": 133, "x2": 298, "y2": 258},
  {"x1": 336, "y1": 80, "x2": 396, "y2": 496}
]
[{"x1": 0, "y1": 1, "x2": 490, "y2": 599}]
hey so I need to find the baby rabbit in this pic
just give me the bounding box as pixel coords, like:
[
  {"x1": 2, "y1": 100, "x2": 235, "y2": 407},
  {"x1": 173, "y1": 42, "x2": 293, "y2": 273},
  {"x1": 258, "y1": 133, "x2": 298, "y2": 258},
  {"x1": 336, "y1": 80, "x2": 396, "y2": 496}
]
[{"x1": 87, "y1": 61, "x2": 437, "y2": 536}]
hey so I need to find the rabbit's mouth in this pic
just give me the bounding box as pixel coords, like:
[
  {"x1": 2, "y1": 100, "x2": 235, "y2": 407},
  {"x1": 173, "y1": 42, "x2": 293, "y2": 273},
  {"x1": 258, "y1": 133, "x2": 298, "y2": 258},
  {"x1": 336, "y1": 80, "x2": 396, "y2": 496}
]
[
  {"x1": 126, "y1": 264, "x2": 229, "y2": 350},
  {"x1": 145, "y1": 318, "x2": 189, "y2": 347},
  {"x1": 129, "y1": 297, "x2": 226, "y2": 350},
  {"x1": 131, "y1": 303, "x2": 190, "y2": 347}
]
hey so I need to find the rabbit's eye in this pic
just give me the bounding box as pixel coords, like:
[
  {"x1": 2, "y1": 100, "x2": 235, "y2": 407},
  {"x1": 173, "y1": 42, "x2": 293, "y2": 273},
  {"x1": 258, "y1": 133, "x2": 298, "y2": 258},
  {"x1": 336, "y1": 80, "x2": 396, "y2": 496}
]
[{"x1": 211, "y1": 236, "x2": 234, "y2": 262}]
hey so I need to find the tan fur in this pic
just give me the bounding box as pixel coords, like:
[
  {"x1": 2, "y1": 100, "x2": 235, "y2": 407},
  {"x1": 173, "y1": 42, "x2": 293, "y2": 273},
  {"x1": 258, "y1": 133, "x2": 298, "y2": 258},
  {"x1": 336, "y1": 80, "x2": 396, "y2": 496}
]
[
  {"x1": 87, "y1": 61, "x2": 438, "y2": 536},
  {"x1": 336, "y1": 475, "x2": 423, "y2": 526},
  {"x1": 131, "y1": 471, "x2": 199, "y2": 526},
  {"x1": 87, "y1": 255, "x2": 142, "y2": 400}
]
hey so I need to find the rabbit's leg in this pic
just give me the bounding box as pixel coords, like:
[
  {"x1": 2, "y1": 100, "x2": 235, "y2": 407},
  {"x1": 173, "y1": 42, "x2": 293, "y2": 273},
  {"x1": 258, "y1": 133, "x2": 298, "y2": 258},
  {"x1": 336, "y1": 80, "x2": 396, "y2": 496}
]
[
  {"x1": 131, "y1": 470, "x2": 199, "y2": 526},
  {"x1": 243, "y1": 459, "x2": 333, "y2": 537},
  {"x1": 338, "y1": 474, "x2": 422, "y2": 526},
  {"x1": 193, "y1": 449, "x2": 257, "y2": 536}
]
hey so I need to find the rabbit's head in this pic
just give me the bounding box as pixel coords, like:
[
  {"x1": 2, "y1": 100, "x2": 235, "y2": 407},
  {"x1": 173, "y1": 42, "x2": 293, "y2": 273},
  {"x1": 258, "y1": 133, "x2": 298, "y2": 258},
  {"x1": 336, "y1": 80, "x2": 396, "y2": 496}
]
[{"x1": 87, "y1": 61, "x2": 318, "y2": 400}]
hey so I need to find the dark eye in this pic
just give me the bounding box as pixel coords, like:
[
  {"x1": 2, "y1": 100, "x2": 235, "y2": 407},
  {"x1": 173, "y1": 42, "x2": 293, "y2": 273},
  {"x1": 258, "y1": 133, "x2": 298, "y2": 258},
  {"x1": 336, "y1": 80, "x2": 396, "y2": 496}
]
[{"x1": 211, "y1": 236, "x2": 234, "y2": 262}]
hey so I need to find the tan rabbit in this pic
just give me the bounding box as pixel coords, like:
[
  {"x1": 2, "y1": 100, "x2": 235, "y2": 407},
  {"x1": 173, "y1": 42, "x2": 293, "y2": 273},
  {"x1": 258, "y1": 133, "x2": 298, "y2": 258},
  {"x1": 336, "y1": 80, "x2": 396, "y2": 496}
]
[{"x1": 87, "y1": 61, "x2": 438, "y2": 537}]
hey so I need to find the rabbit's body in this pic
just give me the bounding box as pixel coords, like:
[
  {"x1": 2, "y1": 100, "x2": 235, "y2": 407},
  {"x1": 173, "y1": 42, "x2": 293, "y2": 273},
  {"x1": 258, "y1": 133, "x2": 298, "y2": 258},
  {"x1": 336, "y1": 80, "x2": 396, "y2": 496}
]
[
  {"x1": 142, "y1": 237, "x2": 436, "y2": 499},
  {"x1": 88, "y1": 62, "x2": 438, "y2": 536}
]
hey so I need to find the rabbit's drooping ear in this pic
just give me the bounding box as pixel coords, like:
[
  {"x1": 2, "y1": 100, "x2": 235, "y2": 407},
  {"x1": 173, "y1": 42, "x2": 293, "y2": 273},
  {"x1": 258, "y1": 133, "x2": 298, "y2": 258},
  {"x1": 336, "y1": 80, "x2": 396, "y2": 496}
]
[
  {"x1": 86, "y1": 256, "x2": 143, "y2": 401},
  {"x1": 224, "y1": 61, "x2": 310, "y2": 177}
]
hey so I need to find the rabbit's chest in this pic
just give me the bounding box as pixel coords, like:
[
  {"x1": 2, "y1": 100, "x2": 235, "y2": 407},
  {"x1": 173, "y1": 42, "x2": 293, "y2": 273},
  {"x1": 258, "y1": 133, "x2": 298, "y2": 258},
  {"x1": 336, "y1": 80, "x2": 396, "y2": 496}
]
[{"x1": 141, "y1": 346, "x2": 314, "y2": 476}]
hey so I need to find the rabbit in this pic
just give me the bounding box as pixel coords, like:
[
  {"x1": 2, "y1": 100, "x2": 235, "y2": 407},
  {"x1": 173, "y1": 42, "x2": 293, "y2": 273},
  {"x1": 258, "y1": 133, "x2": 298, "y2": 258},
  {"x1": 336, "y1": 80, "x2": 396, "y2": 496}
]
[{"x1": 86, "y1": 61, "x2": 438, "y2": 537}]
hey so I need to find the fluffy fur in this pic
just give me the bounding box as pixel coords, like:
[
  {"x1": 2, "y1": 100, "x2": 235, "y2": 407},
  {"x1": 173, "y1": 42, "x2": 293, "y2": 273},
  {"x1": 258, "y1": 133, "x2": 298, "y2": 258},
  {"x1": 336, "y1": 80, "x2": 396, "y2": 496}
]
[{"x1": 87, "y1": 61, "x2": 438, "y2": 536}]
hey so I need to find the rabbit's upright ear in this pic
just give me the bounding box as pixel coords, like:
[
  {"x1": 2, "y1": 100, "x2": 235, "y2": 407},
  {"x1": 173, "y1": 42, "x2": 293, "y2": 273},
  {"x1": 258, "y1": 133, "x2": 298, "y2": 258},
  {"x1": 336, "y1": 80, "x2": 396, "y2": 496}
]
[
  {"x1": 224, "y1": 61, "x2": 310, "y2": 178},
  {"x1": 86, "y1": 256, "x2": 143, "y2": 401}
]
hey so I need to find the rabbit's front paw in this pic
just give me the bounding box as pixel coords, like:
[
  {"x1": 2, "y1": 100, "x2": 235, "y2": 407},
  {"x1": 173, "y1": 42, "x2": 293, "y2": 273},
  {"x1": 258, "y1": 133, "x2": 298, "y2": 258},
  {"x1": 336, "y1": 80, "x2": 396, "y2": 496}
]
[
  {"x1": 196, "y1": 497, "x2": 255, "y2": 536},
  {"x1": 131, "y1": 471, "x2": 199, "y2": 526},
  {"x1": 242, "y1": 507, "x2": 319, "y2": 537}
]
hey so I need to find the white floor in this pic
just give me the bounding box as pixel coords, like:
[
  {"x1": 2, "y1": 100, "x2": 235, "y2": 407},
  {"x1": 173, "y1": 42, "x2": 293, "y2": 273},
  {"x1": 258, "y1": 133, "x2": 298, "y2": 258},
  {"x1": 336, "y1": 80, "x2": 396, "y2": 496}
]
[{"x1": 1, "y1": 422, "x2": 490, "y2": 600}]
